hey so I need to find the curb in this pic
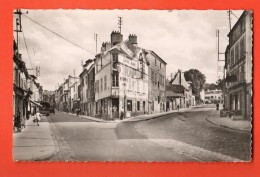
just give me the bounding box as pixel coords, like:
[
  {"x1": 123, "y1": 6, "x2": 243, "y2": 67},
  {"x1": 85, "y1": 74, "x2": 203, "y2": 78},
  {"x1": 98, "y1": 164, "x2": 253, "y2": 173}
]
[
  {"x1": 64, "y1": 110, "x2": 188, "y2": 123},
  {"x1": 205, "y1": 116, "x2": 251, "y2": 133}
]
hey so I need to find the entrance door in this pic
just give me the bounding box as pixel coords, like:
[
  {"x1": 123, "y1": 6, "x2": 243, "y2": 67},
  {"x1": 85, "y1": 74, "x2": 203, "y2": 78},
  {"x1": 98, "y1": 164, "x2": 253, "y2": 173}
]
[
  {"x1": 143, "y1": 101, "x2": 145, "y2": 114},
  {"x1": 112, "y1": 98, "x2": 119, "y2": 118}
]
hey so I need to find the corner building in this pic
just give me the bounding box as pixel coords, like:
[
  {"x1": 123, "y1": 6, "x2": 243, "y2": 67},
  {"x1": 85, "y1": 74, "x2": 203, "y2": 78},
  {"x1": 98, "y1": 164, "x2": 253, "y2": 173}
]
[{"x1": 94, "y1": 31, "x2": 166, "y2": 119}]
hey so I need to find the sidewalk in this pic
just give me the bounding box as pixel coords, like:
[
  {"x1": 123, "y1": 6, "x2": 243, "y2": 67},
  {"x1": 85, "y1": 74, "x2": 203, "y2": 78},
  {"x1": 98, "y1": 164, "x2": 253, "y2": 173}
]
[
  {"x1": 206, "y1": 110, "x2": 252, "y2": 132},
  {"x1": 13, "y1": 116, "x2": 58, "y2": 161},
  {"x1": 65, "y1": 107, "x2": 192, "y2": 123}
]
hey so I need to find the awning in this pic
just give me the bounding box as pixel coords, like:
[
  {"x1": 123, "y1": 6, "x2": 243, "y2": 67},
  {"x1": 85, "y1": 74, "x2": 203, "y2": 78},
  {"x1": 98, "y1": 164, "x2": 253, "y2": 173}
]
[{"x1": 30, "y1": 100, "x2": 42, "y2": 107}]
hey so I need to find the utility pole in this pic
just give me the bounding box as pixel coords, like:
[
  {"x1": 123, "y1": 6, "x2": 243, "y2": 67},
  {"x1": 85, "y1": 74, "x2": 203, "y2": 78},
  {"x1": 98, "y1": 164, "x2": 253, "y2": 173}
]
[
  {"x1": 216, "y1": 29, "x2": 225, "y2": 79},
  {"x1": 94, "y1": 33, "x2": 98, "y2": 54},
  {"x1": 118, "y1": 17, "x2": 123, "y2": 34},
  {"x1": 14, "y1": 9, "x2": 23, "y2": 53},
  {"x1": 228, "y1": 10, "x2": 232, "y2": 31}
]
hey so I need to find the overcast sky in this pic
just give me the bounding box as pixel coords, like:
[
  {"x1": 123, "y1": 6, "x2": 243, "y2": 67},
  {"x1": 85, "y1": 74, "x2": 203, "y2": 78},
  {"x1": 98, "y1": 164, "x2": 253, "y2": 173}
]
[{"x1": 14, "y1": 10, "x2": 243, "y2": 91}]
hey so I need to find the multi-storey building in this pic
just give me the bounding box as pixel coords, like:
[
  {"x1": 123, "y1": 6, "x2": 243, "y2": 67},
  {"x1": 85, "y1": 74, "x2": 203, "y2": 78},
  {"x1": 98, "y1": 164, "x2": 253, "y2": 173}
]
[
  {"x1": 94, "y1": 31, "x2": 152, "y2": 119},
  {"x1": 147, "y1": 50, "x2": 167, "y2": 113},
  {"x1": 204, "y1": 89, "x2": 223, "y2": 104},
  {"x1": 79, "y1": 60, "x2": 94, "y2": 115},
  {"x1": 224, "y1": 10, "x2": 252, "y2": 119}
]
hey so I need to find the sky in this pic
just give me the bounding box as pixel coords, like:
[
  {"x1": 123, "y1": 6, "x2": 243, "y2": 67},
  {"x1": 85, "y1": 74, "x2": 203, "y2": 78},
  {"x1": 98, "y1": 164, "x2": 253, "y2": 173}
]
[{"x1": 14, "y1": 10, "x2": 243, "y2": 91}]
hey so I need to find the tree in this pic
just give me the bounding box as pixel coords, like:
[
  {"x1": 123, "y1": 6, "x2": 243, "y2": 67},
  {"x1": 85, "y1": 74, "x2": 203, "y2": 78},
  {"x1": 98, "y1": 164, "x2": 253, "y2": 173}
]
[
  {"x1": 216, "y1": 79, "x2": 224, "y2": 90},
  {"x1": 184, "y1": 69, "x2": 206, "y2": 101}
]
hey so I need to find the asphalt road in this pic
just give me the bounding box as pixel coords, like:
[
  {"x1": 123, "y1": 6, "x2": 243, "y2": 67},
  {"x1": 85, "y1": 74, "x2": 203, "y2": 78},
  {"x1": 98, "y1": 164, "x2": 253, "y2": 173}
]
[{"x1": 47, "y1": 106, "x2": 251, "y2": 162}]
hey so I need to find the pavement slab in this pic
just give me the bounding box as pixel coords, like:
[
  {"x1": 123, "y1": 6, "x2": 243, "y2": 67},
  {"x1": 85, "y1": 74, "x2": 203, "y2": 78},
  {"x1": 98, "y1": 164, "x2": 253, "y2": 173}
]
[{"x1": 13, "y1": 116, "x2": 58, "y2": 161}]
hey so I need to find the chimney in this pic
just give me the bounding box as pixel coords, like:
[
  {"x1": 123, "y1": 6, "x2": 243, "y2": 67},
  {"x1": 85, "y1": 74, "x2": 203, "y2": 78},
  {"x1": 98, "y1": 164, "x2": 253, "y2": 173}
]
[
  {"x1": 111, "y1": 31, "x2": 123, "y2": 46},
  {"x1": 101, "y1": 41, "x2": 112, "y2": 52},
  {"x1": 128, "y1": 34, "x2": 137, "y2": 45}
]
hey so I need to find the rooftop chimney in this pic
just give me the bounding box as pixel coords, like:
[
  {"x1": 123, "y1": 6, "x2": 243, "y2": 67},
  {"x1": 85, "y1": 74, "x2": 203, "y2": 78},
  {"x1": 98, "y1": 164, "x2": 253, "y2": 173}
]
[
  {"x1": 128, "y1": 34, "x2": 137, "y2": 45},
  {"x1": 111, "y1": 31, "x2": 123, "y2": 46}
]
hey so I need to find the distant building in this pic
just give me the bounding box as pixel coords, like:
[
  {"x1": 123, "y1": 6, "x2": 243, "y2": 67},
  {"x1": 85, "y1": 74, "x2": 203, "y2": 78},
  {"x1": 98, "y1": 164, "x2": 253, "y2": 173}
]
[
  {"x1": 204, "y1": 89, "x2": 223, "y2": 104},
  {"x1": 166, "y1": 70, "x2": 193, "y2": 110},
  {"x1": 79, "y1": 60, "x2": 95, "y2": 116},
  {"x1": 223, "y1": 10, "x2": 252, "y2": 119}
]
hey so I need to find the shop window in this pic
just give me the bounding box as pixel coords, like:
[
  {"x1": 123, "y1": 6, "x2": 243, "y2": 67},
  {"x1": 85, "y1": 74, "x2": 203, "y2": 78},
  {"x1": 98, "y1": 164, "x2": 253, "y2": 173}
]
[
  {"x1": 127, "y1": 100, "x2": 132, "y2": 111},
  {"x1": 137, "y1": 101, "x2": 140, "y2": 111}
]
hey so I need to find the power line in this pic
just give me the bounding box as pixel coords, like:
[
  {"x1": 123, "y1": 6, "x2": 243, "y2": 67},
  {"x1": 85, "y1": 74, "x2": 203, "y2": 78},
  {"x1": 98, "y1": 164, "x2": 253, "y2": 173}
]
[
  {"x1": 231, "y1": 11, "x2": 239, "y2": 19},
  {"x1": 22, "y1": 14, "x2": 95, "y2": 55},
  {"x1": 22, "y1": 30, "x2": 33, "y2": 68}
]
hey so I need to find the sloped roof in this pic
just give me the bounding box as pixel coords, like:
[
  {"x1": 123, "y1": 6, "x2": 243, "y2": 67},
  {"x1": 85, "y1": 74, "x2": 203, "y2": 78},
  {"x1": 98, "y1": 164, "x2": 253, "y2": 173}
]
[
  {"x1": 170, "y1": 71, "x2": 190, "y2": 90},
  {"x1": 166, "y1": 84, "x2": 185, "y2": 93}
]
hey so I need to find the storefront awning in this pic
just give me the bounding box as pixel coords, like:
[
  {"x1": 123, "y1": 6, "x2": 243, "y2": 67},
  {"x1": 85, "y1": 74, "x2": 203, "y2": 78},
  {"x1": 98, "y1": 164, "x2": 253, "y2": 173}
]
[{"x1": 30, "y1": 100, "x2": 42, "y2": 107}]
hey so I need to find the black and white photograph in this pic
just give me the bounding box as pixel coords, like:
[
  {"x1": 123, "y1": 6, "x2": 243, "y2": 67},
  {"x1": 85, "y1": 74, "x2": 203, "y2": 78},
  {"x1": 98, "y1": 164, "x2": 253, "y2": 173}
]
[{"x1": 12, "y1": 9, "x2": 252, "y2": 162}]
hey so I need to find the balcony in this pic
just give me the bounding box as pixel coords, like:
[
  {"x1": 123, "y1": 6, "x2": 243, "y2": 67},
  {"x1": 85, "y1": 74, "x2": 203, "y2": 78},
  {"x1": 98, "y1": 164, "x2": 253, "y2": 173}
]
[{"x1": 111, "y1": 87, "x2": 119, "y2": 97}]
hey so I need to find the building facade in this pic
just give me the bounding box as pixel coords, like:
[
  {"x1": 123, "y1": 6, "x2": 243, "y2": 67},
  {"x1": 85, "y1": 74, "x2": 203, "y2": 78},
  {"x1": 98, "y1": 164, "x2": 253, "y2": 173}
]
[
  {"x1": 94, "y1": 31, "x2": 152, "y2": 119},
  {"x1": 147, "y1": 51, "x2": 167, "y2": 114},
  {"x1": 224, "y1": 10, "x2": 252, "y2": 119},
  {"x1": 166, "y1": 70, "x2": 193, "y2": 110},
  {"x1": 204, "y1": 89, "x2": 223, "y2": 104}
]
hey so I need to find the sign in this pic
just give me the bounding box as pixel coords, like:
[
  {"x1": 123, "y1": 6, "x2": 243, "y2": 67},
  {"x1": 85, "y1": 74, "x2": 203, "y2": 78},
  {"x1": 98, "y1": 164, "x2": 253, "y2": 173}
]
[{"x1": 226, "y1": 75, "x2": 237, "y2": 82}]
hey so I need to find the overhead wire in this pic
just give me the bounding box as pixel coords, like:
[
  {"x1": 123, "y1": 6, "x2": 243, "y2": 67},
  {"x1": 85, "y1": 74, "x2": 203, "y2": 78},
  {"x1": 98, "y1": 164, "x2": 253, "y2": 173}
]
[
  {"x1": 22, "y1": 30, "x2": 33, "y2": 68},
  {"x1": 22, "y1": 14, "x2": 95, "y2": 55}
]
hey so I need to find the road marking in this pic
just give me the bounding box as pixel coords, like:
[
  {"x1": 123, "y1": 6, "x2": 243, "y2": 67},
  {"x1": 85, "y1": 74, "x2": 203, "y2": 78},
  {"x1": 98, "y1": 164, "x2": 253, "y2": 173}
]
[{"x1": 149, "y1": 139, "x2": 245, "y2": 162}]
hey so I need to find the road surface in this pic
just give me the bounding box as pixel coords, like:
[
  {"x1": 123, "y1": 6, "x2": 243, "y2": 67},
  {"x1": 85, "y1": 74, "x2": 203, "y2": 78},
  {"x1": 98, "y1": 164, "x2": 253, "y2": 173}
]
[{"x1": 46, "y1": 106, "x2": 251, "y2": 161}]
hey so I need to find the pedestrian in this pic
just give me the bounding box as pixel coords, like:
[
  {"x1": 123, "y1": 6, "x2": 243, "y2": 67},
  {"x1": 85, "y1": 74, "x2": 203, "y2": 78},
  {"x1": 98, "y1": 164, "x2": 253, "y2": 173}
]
[
  {"x1": 14, "y1": 109, "x2": 22, "y2": 132},
  {"x1": 34, "y1": 110, "x2": 42, "y2": 126},
  {"x1": 216, "y1": 102, "x2": 219, "y2": 110},
  {"x1": 76, "y1": 108, "x2": 79, "y2": 116},
  {"x1": 177, "y1": 104, "x2": 180, "y2": 111},
  {"x1": 120, "y1": 108, "x2": 124, "y2": 120}
]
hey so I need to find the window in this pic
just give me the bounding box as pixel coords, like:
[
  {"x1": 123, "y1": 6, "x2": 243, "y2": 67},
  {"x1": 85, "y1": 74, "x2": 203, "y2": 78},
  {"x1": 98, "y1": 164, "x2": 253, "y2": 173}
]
[
  {"x1": 231, "y1": 48, "x2": 235, "y2": 65},
  {"x1": 85, "y1": 76, "x2": 88, "y2": 85},
  {"x1": 235, "y1": 42, "x2": 239, "y2": 63},
  {"x1": 155, "y1": 58, "x2": 157, "y2": 66},
  {"x1": 151, "y1": 70, "x2": 154, "y2": 80},
  {"x1": 112, "y1": 73, "x2": 119, "y2": 87},
  {"x1": 240, "y1": 36, "x2": 246, "y2": 60},
  {"x1": 100, "y1": 78, "x2": 103, "y2": 91},
  {"x1": 127, "y1": 100, "x2": 132, "y2": 111},
  {"x1": 96, "y1": 80, "x2": 99, "y2": 92},
  {"x1": 160, "y1": 62, "x2": 162, "y2": 69},
  {"x1": 104, "y1": 75, "x2": 107, "y2": 90},
  {"x1": 112, "y1": 53, "x2": 118, "y2": 62},
  {"x1": 137, "y1": 101, "x2": 140, "y2": 111}
]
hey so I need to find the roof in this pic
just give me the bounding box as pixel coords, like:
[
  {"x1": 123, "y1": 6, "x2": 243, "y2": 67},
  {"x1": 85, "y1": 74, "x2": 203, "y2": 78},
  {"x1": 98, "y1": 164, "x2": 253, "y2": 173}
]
[
  {"x1": 149, "y1": 50, "x2": 167, "y2": 65},
  {"x1": 165, "y1": 91, "x2": 184, "y2": 98},
  {"x1": 227, "y1": 10, "x2": 252, "y2": 37},
  {"x1": 166, "y1": 84, "x2": 185, "y2": 93},
  {"x1": 169, "y1": 70, "x2": 190, "y2": 90}
]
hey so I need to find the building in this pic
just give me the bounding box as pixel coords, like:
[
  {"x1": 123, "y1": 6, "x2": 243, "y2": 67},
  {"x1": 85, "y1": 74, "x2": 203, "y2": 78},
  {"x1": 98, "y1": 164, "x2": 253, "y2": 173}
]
[
  {"x1": 166, "y1": 70, "x2": 193, "y2": 110},
  {"x1": 224, "y1": 10, "x2": 252, "y2": 119},
  {"x1": 13, "y1": 40, "x2": 33, "y2": 129},
  {"x1": 94, "y1": 31, "x2": 152, "y2": 119},
  {"x1": 147, "y1": 50, "x2": 167, "y2": 114},
  {"x1": 79, "y1": 60, "x2": 94, "y2": 115},
  {"x1": 204, "y1": 89, "x2": 223, "y2": 104}
]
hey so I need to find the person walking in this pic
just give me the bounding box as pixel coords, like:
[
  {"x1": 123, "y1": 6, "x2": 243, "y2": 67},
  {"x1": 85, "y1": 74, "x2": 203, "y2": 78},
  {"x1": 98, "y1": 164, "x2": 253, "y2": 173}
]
[
  {"x1": 15, "y1": 109, "x2": 22, "y2": 132},
  {"x1": 120, "y1": 108, "x2": 124, "y2": 120},
  {"x1": 34, "y1": 110, "x2": 42, "y2": 126},
  {"x1": 177, "y1": 104, "x2": 180, "y2": 111}
]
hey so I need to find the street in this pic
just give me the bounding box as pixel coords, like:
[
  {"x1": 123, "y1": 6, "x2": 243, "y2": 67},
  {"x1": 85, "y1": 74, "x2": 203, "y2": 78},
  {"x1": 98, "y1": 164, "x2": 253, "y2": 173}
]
[{"x1": 45, "y1": 105, "x2": 251, "y2": 161}]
